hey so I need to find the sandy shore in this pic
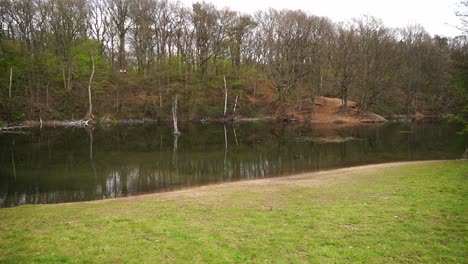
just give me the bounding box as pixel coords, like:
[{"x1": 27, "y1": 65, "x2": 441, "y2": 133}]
[{"x1": 62, "y1": 160, "x2": 453, "y2": 205}]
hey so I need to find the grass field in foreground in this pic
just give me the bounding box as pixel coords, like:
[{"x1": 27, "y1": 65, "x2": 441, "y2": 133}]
[{"x1": 0, "y1": 161, "x2": 467, "y2": 263}]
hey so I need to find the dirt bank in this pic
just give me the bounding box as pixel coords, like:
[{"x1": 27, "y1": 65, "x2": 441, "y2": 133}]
[{"x1": 292, "y1": 96, "x2": 387, "y2": 125}]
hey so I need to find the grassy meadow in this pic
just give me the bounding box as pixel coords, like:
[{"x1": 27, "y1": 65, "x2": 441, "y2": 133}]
[{"x1": 0, "y1": 161, "x2": 467, "y2": 263}]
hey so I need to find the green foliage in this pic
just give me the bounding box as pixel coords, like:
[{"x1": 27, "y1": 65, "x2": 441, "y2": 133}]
[
  {"x1": 109, "y1": 117, "x2": 118, "y2": 125},
  {"x1": 0, "y1": 39, "x2": 24, "y2": 71},
  {"x1": 73, "y1": 39, "x2": 108, "y2": 79},
  {"x1": 240, "y1": 104, "x2": 268, "y2": 117},
  {"x1": 446, "y1": 105, "x2": 468, "y2": 134},
  {"x1": 197, "y1": 104, "x2": 223, "y2": 118},
  {"x1": 35, "y1": 51, "x2": 58, "y2": 74},
  {"x1": 0, "y1": 39, "x2": 25, "y2": 97},
  {"x1": 11, "y1": 110, "x2": 26, "y2": 122},
  {"x1": 374, "y1": 104, "x2": 401, "y2": 116},
  {"x1": 167, "y1": 55, "x2": 190, "y2": 81}
]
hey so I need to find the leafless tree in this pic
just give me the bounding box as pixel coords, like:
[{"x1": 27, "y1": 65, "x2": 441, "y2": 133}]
[
  {"x1": 257, "y1": 9, "x2": 316, "y2": 118},
  {"x1": 107, "y1": 0, "x2": 130, "y2": 70},
  {"x1": 332, "y1": 23, "x2": 358, "y2": 111},
  {"x1": 456, "y1": 0, "x2": 468, "y2": 34},
  {"x1": 353, "y1": 16, "x2": 398, "y2": 110}
]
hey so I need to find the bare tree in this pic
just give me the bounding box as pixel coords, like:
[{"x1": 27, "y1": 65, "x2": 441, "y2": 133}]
[
  {"x1": 353, "y1": 16, "x2": 398, "y2": 110},
  {"x1": 228, "y1": 14, "x2": 256, "y2": 76},
  {"x1": 257, "y1": 9, "x2": 316, "y2": 118},
  {"x1": 129, "y1": 0, "x2": 155, "y2": 79},
  {"x1": 398, "y1": 25, "x2": 431, "y2": 114},
  {"x1": 332, "y1": 23, "x2": 358, "y2": 111},
  {"x1": 88, "y1": 0, "x2": 109, "y2": 54},
  {"x1": 0, "y1": 0, "x2": 464, "y2": 122},
  {"x1": 456, "y1": 0, "x2": 468, "y2": 34},
  {"x1": 302, "y1": 16, "x2": 333, "y2": 107},
  {"x1": 191, "y1": 2, "x2": 217, "y2": 92},
  {"x1": 107, "y1": 0, "x2": 130, "y2": 70},
  {"x1": 48, "y1": 0, "x2": 88, "y2": 93}
]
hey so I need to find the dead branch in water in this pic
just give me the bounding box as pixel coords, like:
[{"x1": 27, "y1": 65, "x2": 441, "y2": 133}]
[
  {"x1": 294, "y1": 136, "x2": 362, "y2": 144},
  {"x1": 1, "y1": 119, "x2": 93, "y2": 132}
]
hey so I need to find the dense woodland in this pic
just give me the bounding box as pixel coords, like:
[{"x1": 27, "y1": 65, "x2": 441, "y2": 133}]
[{"x1": 0, "y1": 0, "x2": 467, "y2": 122}]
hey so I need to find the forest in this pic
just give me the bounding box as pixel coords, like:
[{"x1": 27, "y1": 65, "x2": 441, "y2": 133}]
[{"x1": 0, "y1": 0, "x2": 467, "y2": 123}]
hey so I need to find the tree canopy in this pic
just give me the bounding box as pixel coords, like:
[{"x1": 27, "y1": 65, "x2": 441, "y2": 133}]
[{"x1": 0, "y1": 0, "x2": 466, "y2": 121}]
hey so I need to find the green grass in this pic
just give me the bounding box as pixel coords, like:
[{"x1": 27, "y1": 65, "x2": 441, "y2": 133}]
[{"x1": 0, "y1": 161, "x2": 467, "y2": 263}]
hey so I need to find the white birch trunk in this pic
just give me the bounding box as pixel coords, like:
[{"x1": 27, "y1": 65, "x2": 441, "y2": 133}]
[
  {"x1": 233, "y1": 126, "x2": 238, "y2": 145},
  {"x1": 172, "y1": 95, "x2": 181, "y2": 135},
  {"x1": 223, "y1": 76, "x2": 228, "y2": 117},
  {"x1": 233, "y1": 95, "x2": 238, "y2": 116},
  {"x1": 87, "y1": 53, "x2": 96, "y2": 117},
  {"x1": 11, "y1": 151, "x2": 16, "y2": 181}
]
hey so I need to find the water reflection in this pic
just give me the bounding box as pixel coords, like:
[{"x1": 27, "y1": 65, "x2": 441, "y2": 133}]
[{"x1": 0, "y1": 122, "x2": 466, "y2": 207}]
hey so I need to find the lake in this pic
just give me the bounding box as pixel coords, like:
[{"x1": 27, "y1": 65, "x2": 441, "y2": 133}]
[{"x1": 0, "y1": 121, "x2": 466, "y2": 207}]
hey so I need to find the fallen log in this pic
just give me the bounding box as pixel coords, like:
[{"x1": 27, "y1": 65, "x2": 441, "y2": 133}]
[
  {"x1": 0, "y1": 125, "x2": 31, "y2": 130},
  {"x1": 1, "y1": 119, "x2": 93, "y2": 131}
]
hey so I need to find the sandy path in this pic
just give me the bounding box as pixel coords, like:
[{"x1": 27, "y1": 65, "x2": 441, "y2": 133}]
[{"x1": 66, "y1": 160, "x2": 454, "y2": 205}]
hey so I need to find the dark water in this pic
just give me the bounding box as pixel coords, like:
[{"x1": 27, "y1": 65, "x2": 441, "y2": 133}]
[{"x1": 0, "y1": 122, "x2": 466, "y2": 207}]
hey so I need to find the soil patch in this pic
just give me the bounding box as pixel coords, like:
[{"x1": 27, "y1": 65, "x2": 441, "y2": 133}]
[{"x1": 294, "y1": 96, "x2": 387, "y2": 125}]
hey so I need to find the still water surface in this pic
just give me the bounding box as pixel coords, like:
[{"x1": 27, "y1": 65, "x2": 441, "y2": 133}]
[{"x1": 0, "y1": 122, "x2": 466, "y2": 207}]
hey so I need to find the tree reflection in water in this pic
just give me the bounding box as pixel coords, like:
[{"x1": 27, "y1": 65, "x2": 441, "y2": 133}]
[{"x1": 0, "y1": 122, "x2": 465, "y2": 207}]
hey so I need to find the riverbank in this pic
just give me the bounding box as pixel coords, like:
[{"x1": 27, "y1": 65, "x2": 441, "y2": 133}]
[
  {"x1": 0, "y1": 96, "x2": 389, "y2": 130},
  {"x1": 0, "y1": 116, "x2": 275, "y2": 131},
  {"x1": 0, "y1": 161, "x2": 466, "y2": 263}
]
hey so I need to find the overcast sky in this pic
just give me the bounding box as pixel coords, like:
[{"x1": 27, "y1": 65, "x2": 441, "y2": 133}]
[{"x1": 180, "y1": 0, "x2": 464, "y2": 37}]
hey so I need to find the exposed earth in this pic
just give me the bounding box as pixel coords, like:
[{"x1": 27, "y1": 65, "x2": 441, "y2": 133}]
[
  {"x1": 89, "y1": 160, "x2": 445, "y2": 203},
  {"x1": 292, "y1": 96, "x2": 387, "y2": 125}
]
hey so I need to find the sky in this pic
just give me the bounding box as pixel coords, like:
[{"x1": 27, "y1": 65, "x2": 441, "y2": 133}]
[{"x1": 180, "y1": 0, "x2": 464, "y2": 37}]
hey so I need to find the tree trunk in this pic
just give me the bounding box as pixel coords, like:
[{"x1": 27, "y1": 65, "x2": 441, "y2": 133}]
[
  {"x1": 87, "y1": 53, "x2": 96, "y2": 118},
  {"x1": 158, "y1": 64, "x2": 162, "y2": 109},
  {"x1": 233, "y1": 95, "x2": 238, "y2": 117},
  {"x1": 67, "y1": 65, "x2": 72, "y2": 92},
  {"x1": 279, "y1": 87, "x2": 286, "y2": 119},
  {"x1": 8, "y1": 67, "x2": 12, "y2": 99},
  {"x1": 172, "y1": 95, "x2": 180, "y2": 135},
  {"x1": 119, "y1": 32, "x2": 126, "y2": 70},
  {"x1": 62, "y1": 64, "x2": 72, "y2": 93},
  {"x1": 223, "y1": 76, "x2": 228, "y2": 117},
  {"x1": 11, "y1": 150, "x2": 16, "y2": 181},
  {"x1": 341, "y1": 81, "x2": 348, "y2": 111},
  {"x1": 233, "y1": 126, "x2": 239, "y2": 146}
]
